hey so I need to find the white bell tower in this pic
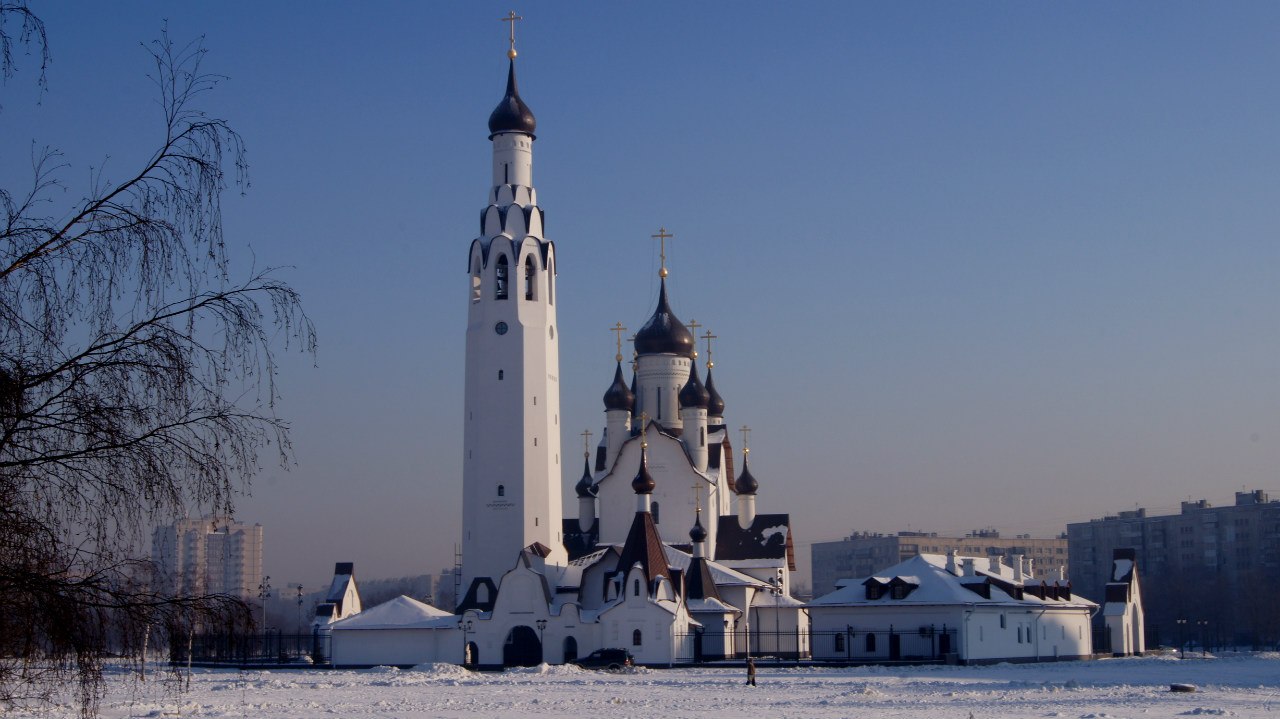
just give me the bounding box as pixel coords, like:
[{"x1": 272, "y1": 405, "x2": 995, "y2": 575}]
[{"x1": 460, "y1": 28, "x2": 566, "y2": 608}]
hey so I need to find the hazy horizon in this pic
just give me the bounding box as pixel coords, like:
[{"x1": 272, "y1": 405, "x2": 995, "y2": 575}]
[{"x1": 5, "y1": 2, "x2": 1277, "y2": 593}]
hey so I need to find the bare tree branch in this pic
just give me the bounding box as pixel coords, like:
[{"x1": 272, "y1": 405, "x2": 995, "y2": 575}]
[{"x1": 0, "y1": 16, "x2": 314, "y2": 718}]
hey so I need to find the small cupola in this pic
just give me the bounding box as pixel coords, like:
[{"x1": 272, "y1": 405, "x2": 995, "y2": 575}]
[
  {"x1": 705, "y1": 367, "x2": 725, "y2": 418},
  {"x1": 575, "y1": 455, "x2": 596, "y2": 498},
  {"x1": 679, "y1": 358, "x2": 710, "y2": 408},
  {"x1": 632, "y1": 444, "x2": 656, "y2": 495},
  {"x1": 634, "y1": 279, "x2": 695, "y2": 358},
  {"x1": 488, "y1": 59, "x2": 537, "y2": 139},
  {"x1": 689, "y1": 511, "x2": 708, "y2": 544},
  {"x1": 603, "y1": 361, "x2": 635, "y2": 412},
  {"x1": 735, "y1": 457, "x2": 759, "y2": 495}
]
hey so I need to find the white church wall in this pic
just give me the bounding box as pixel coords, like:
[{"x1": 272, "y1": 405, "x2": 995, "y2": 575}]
[
  {"x1": 809, "y1": 605, "x2": 1093, "y2": 663},
  {"x1": 595, "y1": 435, "x2": 716, "y2": 548}
]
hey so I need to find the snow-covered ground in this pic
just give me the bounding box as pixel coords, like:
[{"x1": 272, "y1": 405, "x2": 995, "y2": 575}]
[{"x1": 22, "y1": 652, "x2": 1280, "y2": 718}]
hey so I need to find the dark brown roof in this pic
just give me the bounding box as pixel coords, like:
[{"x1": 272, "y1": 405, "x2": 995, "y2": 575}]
[
  {"x1": 685, "y1": 556, "x2": 722, "y2": 602},
  {"x1": 615, "y1": 510, "x2": 671, "y2": 588}
]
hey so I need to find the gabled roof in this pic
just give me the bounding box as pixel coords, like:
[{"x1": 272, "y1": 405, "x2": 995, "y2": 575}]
[
  {"x1": 615, "y1": 510, "x2": 671, "y2": 587},
  {"x1": 325, "y1": 563, "x2": 357, "y2": 615},
  {"x1": 330, "y1": 595, "x2": 453, "y2": 631},
  {"x1": 661, "y1": 545, "x2": 766, "y2": 588},
  {"x1": 714, "y1": 513, "x2": 795, "y2": 569},
  {"x1": 809, "y1": 554, "x2": 1096, "y2": 609},
  {"x1": 684, "y1": 555, "x2": 721, "y2": 602}
]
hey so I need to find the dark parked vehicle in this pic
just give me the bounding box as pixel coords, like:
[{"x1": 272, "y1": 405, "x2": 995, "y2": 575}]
[{"x1": 573, "y1": 648, "x2": 634, "y2": 671}]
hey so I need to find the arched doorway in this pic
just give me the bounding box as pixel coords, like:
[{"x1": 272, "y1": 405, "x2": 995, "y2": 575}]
[
  {"x1": 465, "y1": 641, "x2": 479, "y2": 667},
  {"x1": 563, "y1": 636, "x2": 578, "y2": 663},
  {"x1": 503, "y1": 625, "x2": 541, "y2": 667}
]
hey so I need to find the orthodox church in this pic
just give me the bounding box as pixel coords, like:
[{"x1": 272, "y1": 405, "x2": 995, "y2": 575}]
[{"x1": 449, "y1": 29, "x2": 807, "y2": 669}]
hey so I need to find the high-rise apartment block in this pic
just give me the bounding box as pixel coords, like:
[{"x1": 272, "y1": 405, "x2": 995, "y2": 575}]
[
  {"x1": 1067, "y1": 490, "x2": 1280, "y2": 646},
  {"x1": 151, "y1": 517, "x2": 264, "y2": 599},
  {"x1": 811, "y1": 529, "x2": 1068, "y2": 597}
]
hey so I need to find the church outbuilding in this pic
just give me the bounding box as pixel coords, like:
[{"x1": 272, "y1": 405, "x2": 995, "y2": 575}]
[{"x1": 807, "y1": 552, "x2": 1096, "y2": 664}]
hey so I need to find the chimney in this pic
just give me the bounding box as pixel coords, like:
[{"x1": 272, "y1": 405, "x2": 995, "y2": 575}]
[
  {"x1": 988, "y1": 556, "x2": 1001, "y2": 573},
  {"x1": 1012, "y1": 554, "x2": 1025, "y2": 583},
  {"x1": 945, "y1": 549, "x2": 958, "y2": 575},
  {"x1": 961, "y1": 558, "x2": 975, "y2": 577}
]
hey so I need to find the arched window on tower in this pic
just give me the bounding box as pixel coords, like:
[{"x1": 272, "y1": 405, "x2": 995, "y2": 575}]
[
  {"x1": 471, "y1": 259, "x2": 482, "y2": 303},
  {"x1": 497, "y1": 484, "x2": 505, "y2": 497},
  {"x1": 632, "y1": 629, "x2": 643, "y2": 646},
  {"x1": 495, "y1": 255, "x2": 509, "y2": 300},
  {"x1": 547, "y1": 258, "x2": 554, "y2": 305},
  {"x1": 524, "y1": 255, "x2": 536, "y2": 301}
]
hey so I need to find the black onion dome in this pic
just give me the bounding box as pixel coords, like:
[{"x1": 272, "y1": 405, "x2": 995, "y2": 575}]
[
  {"x1": 689, "y1": 513, "x2": 708, "y2": 543},
  {"x1": 634, "y1": 279, "x2": 695, "y2": 358},
  {"x1": 679, "y1": 358, "x2": 710, "y2": 409},
  {"x1": 575, "y1": 456, "x2": 596, "y2": 498},
  {"x1": 632, "y1": 446, "x2": 656, "y2": 495},
  {"x1": 705, "y1": 368, "x2": 725, "y2": 417},
  {"x1": 488, "y1": 59, "x2": 537, "y2": 138},
  {"x1": 603, "y1": 362, "x2": 635, "y2": 412},
  {"x1": 734, "y1": 458, "x2": 759, "y2": 495}
]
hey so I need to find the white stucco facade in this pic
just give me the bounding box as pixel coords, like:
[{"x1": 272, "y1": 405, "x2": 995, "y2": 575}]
[{"x1": 808, "y1": 554, "x2": 1096, "y2": 664}]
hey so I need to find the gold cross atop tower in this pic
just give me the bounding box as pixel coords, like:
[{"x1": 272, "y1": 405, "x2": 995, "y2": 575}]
[
  {"x1": 701, "y1": 330, "x2": 718, "y2": 369},
  {"x1": 651, "y1": 227, "x2": 673, "y2": 278},
  {"x1": 640, "y1": 412, "x2": 649, "y2": 448},
  {"x1": 501, "y1": 11, "x2": 523, "y2": 59},
  {"x1": 739, "y1": 425, "x2": 752, "y2": 456},
  {"x1": 690, "y1": 479, "x2": 703, "y2": 512},
  {"x1": 686, "y1": 319, "x2": 701, "y2": 357},
  {"x1": 610, "y1": 322, "x2": 628, "y2": 363},
  {"x1": 580, "y1": 429, "x2": 593, "y2": 459}
]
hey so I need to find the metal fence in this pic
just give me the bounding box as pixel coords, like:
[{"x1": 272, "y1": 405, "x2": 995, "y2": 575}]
[{"x1": 173, "y1": 630, "x2": 321, "y2": 666}]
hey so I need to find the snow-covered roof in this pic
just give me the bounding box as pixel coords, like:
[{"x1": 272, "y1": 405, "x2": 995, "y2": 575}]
[
  {"x1": 661, "y1": 545, "x2": 767, "y2": 587},
  {"x1": 808, "y1": 554, "x2": 1095, "y2": 609},
  {"x1": 687, "y1": 597, "x2": 739, "y2": 614},
  {"x1": 329, "y1": 595, "x2": 455, "y2": 631},
  {"x1": 752, "y1": 591, "x2": 806, "y2": 608}
]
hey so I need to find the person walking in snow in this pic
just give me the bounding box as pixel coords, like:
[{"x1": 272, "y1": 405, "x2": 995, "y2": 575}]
[{"x1": 745, "y1": 657, "x2": 756, "y2": 686}]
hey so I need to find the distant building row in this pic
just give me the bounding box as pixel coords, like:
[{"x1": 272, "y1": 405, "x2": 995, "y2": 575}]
[
  {"x1": 1068, "y1": 489, "x2": 1280, "y2": 648},
  {"x1": 812, "y1": 529, "x2": 1068, "y2": 597}
]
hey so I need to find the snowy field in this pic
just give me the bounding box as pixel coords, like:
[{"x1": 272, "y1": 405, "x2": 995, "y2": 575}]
[{"x1": 22, "y1": 653, "x2": 1280, "y2": 718}]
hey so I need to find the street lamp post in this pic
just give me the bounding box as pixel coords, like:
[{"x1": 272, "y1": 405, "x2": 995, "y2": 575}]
[
  {"x1": 536, "y1": 619, "x2": 548, "y2": 664},
  {"x1": 769, "y1": 578, "x2": 783, "y2": 663},
  {"x1": 257, "y1": 575, "x2": 272, "y2": 657},
  {"x1": 1176, "y1": 618, "x2": 1187, "y2": 659},
  {"x1": 295, "y1": 585, "x2": 304, "y2": 636}
]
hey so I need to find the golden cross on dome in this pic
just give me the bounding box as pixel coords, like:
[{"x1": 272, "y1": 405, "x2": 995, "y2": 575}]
[
  {"x1": 739, "y1": 425, "x2": 751, "y2": 455},
  {"x1": 640, "y1": 412, "x2": 649, "y2": 448},
  {"x1": 580, "y1": 429, "x2": 593, "y2": 458},
  {"x1": 690, "y1": 480, "x2": 702, "y2": 512},
  {"x1": 686, "y1": 319, "x2": 701, "y2": 357},
  {"x1": 701, "y1": 330, "x2": 718, "y2": 369},
  {"x1": 651, "y1": 227, "x2": 673, "y2": 278},
  {"x1": 501, "y1": 11, "x2": 522, "y2": 58},
  {"x1": 610, "y1": 322, "x2": 628, "y2": 363}
]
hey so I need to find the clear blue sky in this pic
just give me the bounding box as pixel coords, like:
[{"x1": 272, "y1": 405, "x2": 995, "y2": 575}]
[{"x1": 5, "y1": 2, "x2": 1278, "y2": 592}]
